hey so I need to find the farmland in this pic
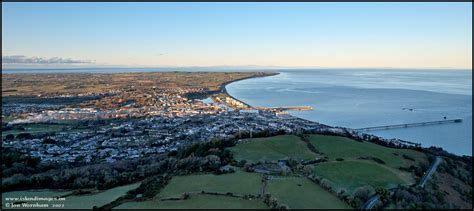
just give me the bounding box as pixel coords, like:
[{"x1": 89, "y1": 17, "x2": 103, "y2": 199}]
[
  {"x1": 2, "y1": 72, "x2": 274, "y2": 97},
  {"x1": 307, "y1": 134, "x2": 428, "y2": 169},
  {"x1": 2, "y1": 183, "x2": 140, "y2": 209},
  {"x1": 116, "y1": 194, "x2": 268, "y2": 209},
  {"x1": 157, "y1": 171, "x2": 262, "y2": 198},
  {"x1": 229, "y1": 135, "x2": 319, "y2": 162},
  {"x1": 113, "y1": 134, "x2": 423, "y2": 209},
  {"x1": 312, "y1": 160, "x2": 409, "y2": 192},
  {"x1": 266, "y1": 176, "x2": 350, "y2": 209},
  {"x1": 305, "y1": 134, "x2": 430, "y2": 192}
]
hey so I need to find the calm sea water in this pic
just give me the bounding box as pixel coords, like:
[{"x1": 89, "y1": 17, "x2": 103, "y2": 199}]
[{"x1": 226, "y1": 69, "x2": 472, "y2": 156}]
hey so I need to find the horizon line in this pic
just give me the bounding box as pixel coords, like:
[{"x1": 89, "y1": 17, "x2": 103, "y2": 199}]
[{"x1": 2, "y1": 65, "x2": 472, "y2": 71}]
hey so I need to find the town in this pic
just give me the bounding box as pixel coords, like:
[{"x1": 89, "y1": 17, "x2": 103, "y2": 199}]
[
  {"x1": 2, "y1": 102, "x2": 418, "y2": 166},
  {"x1": 2, "y1": 72, "x2": 423, "y2": 166}
]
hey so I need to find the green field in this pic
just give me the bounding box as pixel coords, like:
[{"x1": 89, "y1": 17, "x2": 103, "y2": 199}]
[
  {"x1": 2, "y1": 183, "x2": 140, "y2": 209},
  {"x1": 229, "y1": 135, "x2": 318, "y2": 163},
  {"x1": 313, "y1": 160, "x2": 409, "y2": 192},
  {"x1": 116, "y1": 172, "x2": 267, "y2": 209},
  {"x1": 116, "y1": 194, "x2": 268, "y2": 209},
  {"x1": 308, "y1": 134, "x2": 428, "y2": 168},
  {"x1": 266, "y1": 176, "x2": 351, "y2": 209},
  {"x1": 64, "y1": 183, "x2": 140, "y2": 208},
  {"x1": 158, "y1": 171, "x2": 262, "y2": 198},
  {"x1": 2, "y1": 122, "x2": 88, "y2": 138},
  {"x1": 308, "y1": 134, "x2": 420, "y2": 193}
]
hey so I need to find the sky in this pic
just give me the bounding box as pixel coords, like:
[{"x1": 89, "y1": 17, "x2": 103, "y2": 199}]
[{"x1": 2, "y1": 2, "x2": 472, "y2": 69}]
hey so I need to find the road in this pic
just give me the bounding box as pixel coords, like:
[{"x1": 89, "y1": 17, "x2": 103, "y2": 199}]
[
  {"x1": 418, "y1": 156, "x2": 442, "y2": 188},
  {"x1": 361, "y1": 156, "x2": 442, "y2": 210},
  {"x1": 361, "y1": 194, "x2": 380, "y2": 210}
]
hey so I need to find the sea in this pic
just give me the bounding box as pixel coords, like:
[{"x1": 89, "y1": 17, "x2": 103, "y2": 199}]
[
  {"x1": 3, "y1": 68, "x2": 472, "y2": 156},
  {"x1": 226, "y1": 69, "x2": 472, "y2": 156}
]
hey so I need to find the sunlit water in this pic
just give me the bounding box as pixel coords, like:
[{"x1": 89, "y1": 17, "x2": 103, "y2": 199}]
[{"x1": 226, "y1": 69, "x2": 472, "y2": 156}]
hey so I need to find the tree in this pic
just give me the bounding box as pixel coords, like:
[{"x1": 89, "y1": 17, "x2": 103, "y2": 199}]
[
  {"x1": 263, "y1": 194, "x2": 271, "y2": 205},
  {"x1": 236, "y1": 160, "x2": 247, "y2": 167},
  {"x1": 376, "y1": 187, "x2": 389, "y2": 201},
  {"x1": 352, "y1": 185, "x2": 375, "y2": 207},
  {"x1": 181, "y1": 192, "x2": 190, "y2": 200},
  {"x1": 42, "y1": 137, "x2": 56, "y2": 144},
  {"x1": 26, "y1": 156, "x2": 40, "y2": 168},
  {"x1": 337, "y1": 188, "x2": 349, "y2": 199},
  {"x1": 243, "y1": 163, "x2": 253, "y2": 172},
  {"x1": 16, "y1": 133, "x2": 32, "y2": 140},
  {"x1": 5, "y1": 134, "x2": 14, "y2": 140},
  {"x1": 279, "y1": 204, "x2": 289, "y2": 210},
  {"x1": 303, "y1": 165, "x2": 313, "y2": 175},
  {"x1": 269, "y1": 197, "x2": 279, "y2": 209},
  {"x1": 320, "y1": 178, "x2": 333, "y2": 191}
]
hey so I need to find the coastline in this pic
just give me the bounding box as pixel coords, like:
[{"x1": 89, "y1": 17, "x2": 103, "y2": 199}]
[
  {"x1": 223, "y1": 73, "x2": 471, "y2": 159},
  {"x1": 222, "y1": 72, "x2": 337, "y2": 129},
  {"x1": 219, "y1": 72, "x2": 280, "y2": 108}
]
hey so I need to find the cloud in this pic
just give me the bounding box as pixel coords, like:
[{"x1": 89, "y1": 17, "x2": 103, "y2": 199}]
[{"x1": 2, "y1": 55, "x2": 94, "y2": 64}]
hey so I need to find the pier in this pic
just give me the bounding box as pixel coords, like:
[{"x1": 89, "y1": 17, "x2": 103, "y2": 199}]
[
  {"x1": 254, "y1": 106, "x2": 313, "y2": 111},
  {"x1": 355, "y1": 119, "x2": 462, "y2": 132}
]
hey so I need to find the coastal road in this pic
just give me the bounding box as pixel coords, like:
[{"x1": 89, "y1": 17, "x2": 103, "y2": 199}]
[
  {"x1": 362, "y1": 156, "x2": 442, "y2": 210},
  {"x1": 418, "y1": 156, "x2": 442, "y2": 188},
  {"x1": 361, "y1": 194, "x2": 380, "y2": 210}
]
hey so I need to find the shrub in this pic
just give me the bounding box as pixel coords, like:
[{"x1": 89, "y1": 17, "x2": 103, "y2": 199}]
[
  {"x1": 16, "y1": 133, "x2": 33, "y2": 140},
  {"x1": 320, "y1": 178, "x2": 333, "y2": 191},
  {"x1": 236, "y1": 160, "x2": 247, "y2": 167},
  {"x1": 352, "y1": 185, "x2": 375, "y2": 207},
  {"x1": 181, "y1": 192, "x2": 190, "y2": 200},
  {"x1": 337, "y1": 188, "x2": 348, "y2": 198},
  {"x1": 5, "y1": 134, "x2": 14, "y2": 140},
  {"x1": 375, "y1": 187, "x2": 389, "y2": 201},
  {"x1": 302, "y1": 165, "x2": 313, "y2": 175}
]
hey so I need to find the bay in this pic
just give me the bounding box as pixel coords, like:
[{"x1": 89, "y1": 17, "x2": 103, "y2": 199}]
[{"x1": 226, "y1": 69, "x2": 472, "y2": 156}]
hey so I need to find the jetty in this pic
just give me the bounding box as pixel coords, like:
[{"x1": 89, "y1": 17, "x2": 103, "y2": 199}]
[
  {"x1": 355, "y1": 119, "x2": 462, "y2": 132},
  {"x1": 254, "y1": 106, "x2": 313, "y2": 111}
]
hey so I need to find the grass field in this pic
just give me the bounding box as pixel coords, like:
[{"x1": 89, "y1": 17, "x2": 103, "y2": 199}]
[
  {"x1": 266, "y1": 176, "x2": 350, "y2": 209},
  {"x1": 308, "y1": 135, "x2": 421, "y2": 193},
  {"x1": 312, "y1": 160, "x2": 409, "y2": 193},
  {"x1": 158, "y1": 171, "x2": 262, "y2": 198},
  {"x1": 2, "y1": 122, "x2": 89, "y2": 138},
  {"x1": 2, "y1": 183, "x2": 140, "y2": 209},
  {"x1": 229, "y1": 135, "x2": 318, "y2": 163},
  {"x1": 116, "y1": 194, "x2": 268, "y2": 209},
  {"x1": 308, "y1": 134, "x2": 428, "y2": 169},
  {"x1": 64, "y1": 183, "x2": 140, "y2": 209}
]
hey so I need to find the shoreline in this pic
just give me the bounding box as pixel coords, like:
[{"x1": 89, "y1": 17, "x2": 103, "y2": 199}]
[
  {"x1": 219, "y1": 72, "x2": 280, "y2": 108},
  {"x1": 222, "y1": 72, "x2": 339, "y2": 130},
  {"x1": 223, "y1": 72, "x2": 471, "y2": 158}
]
